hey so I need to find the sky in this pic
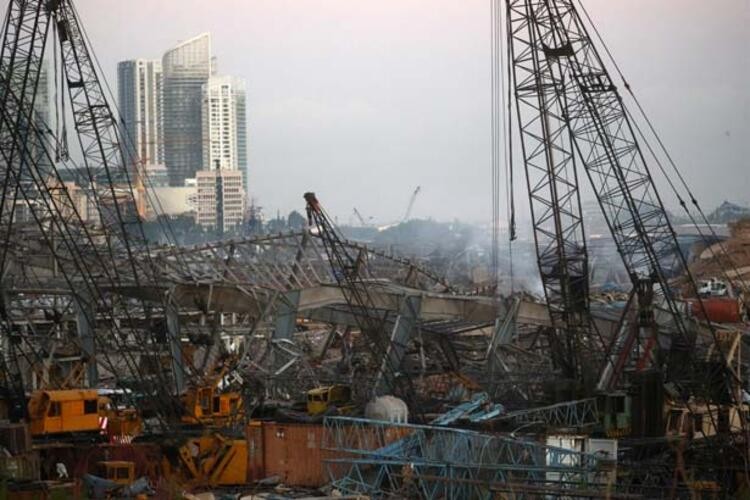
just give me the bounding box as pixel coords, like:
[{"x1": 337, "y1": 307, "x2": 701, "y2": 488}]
[{"x1": 73, "y1": 0, "x2": 749, "y2": 225}]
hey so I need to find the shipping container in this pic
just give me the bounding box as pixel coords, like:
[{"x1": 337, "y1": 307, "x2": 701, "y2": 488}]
[
  {"x1": 0, "y1": 422, "x2": 31, "y2": 455},
  {"x1": 246, "y1": 420, "x2": 412, "y2": 488},
  {"x1": 687, "y1": 298, "x2": 743, "y2": 323},
  {"x1": 0, "y1": 452, "x2": 40, "y2": 481},
  {"x1": 246, "y1": 421, "x2": 331, "y2": 488}
]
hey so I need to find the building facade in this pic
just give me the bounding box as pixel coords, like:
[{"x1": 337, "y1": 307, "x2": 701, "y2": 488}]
[
  {"x1": 144, "y1": 186, "x2": 197, "y2": 220},
  {"x1": 162, "y1": 33, "x2": 212, "y2": 187},
  {"x1": 195, "y1": 170, "x2": 245, "y2": 232},
  {"x1": 117, "y1": 59, "x2": 164, "y2": 168},
  {"x1": 201, "y1": 75, "x2": 248, "y2": 189}
]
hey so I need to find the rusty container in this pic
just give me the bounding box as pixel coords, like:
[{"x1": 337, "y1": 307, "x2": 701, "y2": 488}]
[
  {"x1": 0, "y1": 422, "x2": 31, "y2": 455},
  {"x1": 0, "y1": 451, "x2": 40, "y2": 481},
  {"x1": 246, "y1": 420, "x2": 266, "y2": 482},
  {"x1": 247, "y1": 421, "x2": 331, "y2": 487},
  {"x1": 689, "y1": 298, "x2": 743, "y2": 323}
]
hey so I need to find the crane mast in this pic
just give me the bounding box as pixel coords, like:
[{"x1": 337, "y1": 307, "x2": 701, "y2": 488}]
[
  {"x1": 507, "y1": 0, "x2": 705, "y2": 380},
  {"x1": 0, "y1": 0, "x2": 178, "y2": 421},
  {"x1": 506, "y1": 0, "x2": 592, "y2": 383},
  {"x1": 306, "y1": 192, "x2": 408, "y2": 400}
]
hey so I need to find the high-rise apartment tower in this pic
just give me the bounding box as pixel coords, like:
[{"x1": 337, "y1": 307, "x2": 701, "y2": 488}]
[
  {"x1": 162, "y1": 33, "x2": 212, "y2": 187},
  {"x1": 201, "y1": 75, "x2": 248, "y2": 189},
  {"x1": 117, "y1": 59, "x2": 164, "y2": 168}
]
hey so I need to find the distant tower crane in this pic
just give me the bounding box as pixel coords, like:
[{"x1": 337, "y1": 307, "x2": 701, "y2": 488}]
[
  {"x1": 401, "y1": 186, "x2": 421, "y2": 223},
  {"x1": 352, "y1": 207, "x2": 372, "y2": 227}
]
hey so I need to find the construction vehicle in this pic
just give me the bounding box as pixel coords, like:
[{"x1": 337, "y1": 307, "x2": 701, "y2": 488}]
[
  {"x1": 666, "y1": 403, "x2": 748, "y2": 440},
  {"x1": 306, "y1": 192, "x2": 414, "y2": 401},
  {"x1": 180, "y1": 358, "x2": 244, "y2": 426},
  {"x1": 504, "y1": 0, "x2": 747, "y2": 492},
  {"x1": 307, "y1": 385, "x2": 354, "y2": 416},
  {"x1": 170, "y1": 434, "x2": 248, "y2": 486},
  {"x1": 353, "y1": 207, "x2": 371, "y2": 227},
  {"x1": 401, "y1": 186, "x2": 421, "y2": 223},
  {"x1": 181, "y1": 385, "x2": 243, "y2": 427},
  {"x1": 27, "y1": 389, "x2": 143, "y2": 439},
  {"x1": 27, "y1": 389, "x2": 102, "y2": 436},
  {"x1": 84, "y1": 461, "x2": 153, "y2": 498},
  {"x1": 96, "y1": 461, "x2": 135, "y2": 486},
  {"x1": 104, "y1": 404, "x2": 143, "y2": 440},
  {"x1": 0, "y1": 0, "x2": 184, "y2": 428},
  {"x1": 697, "y1": 278, "x2": 729, "y2": 297}
]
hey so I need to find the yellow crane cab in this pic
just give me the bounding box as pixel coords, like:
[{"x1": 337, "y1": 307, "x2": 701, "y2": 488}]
[
  {"x1": 28, "y1": 389, "x2": 103, "y2": 436},
  {"x1": 28, "y1": 389, "x2": 143, "y2": 440},
  {"x1": 307, "y1": 384, "x2": 353, "y2": 416},
  {"x1": 181, "y1": 386, "x2": 243, "y2": 426}
]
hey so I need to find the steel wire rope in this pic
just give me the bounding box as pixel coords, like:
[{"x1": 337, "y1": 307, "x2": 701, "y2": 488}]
[{"x1": 573, "y1": 0, "x2": 750, "y2": 482}]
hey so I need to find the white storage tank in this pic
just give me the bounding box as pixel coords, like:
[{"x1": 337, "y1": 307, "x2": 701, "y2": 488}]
[{"x1": 365, "y1": 395, "x2": 409, "y2": 423}]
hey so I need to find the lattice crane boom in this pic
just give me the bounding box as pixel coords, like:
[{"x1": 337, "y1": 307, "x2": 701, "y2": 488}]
[
  {"x1": 401, "y1": 185, "x2": 421, "y2": 223},
  {"x1": 305, "y1": 192, "x2": 408, "y2": 400},
  {"x1": 506, "y1": 0, "x2": 593, "y2": 382},
  {"x1": 0, "y1": 0, "x2": 179, "y2": 422}
]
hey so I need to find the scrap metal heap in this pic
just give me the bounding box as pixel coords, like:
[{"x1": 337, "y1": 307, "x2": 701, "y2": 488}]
[{"x1": 0, "y1": 0, "x2": 746, "y2": 498}]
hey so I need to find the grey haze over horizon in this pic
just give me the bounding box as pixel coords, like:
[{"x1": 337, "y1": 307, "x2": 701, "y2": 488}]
[{"x1": 72, "y1": 0, "x2": 750, "y2": 225}]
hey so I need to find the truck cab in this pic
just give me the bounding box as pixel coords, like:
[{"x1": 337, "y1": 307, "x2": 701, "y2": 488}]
[{"x1": 307, "y1": 385, "x2": 353, "y2": 416}]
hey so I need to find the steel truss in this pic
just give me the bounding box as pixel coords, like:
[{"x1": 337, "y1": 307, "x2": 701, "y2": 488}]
[
  {"x1": 323, "y1": 416, "x2": 608, "y2": 499},
  {"x1": 0, "y1": 0, "x2": 177, "y2": 421},
  {"x1": 153, "y1": 230, "x2": 450, "y2": 293},
  {"x1": 494, "y1": 397, "x2": 599, "y2": 429},
  {"x1": 507, "y1": 0, "x2": 691, "y2": 352},
  {"x1": 507, "y1": 0, "x2": 592, "y2": 381}
]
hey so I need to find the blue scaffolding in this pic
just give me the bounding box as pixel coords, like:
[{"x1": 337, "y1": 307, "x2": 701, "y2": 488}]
[{"x1": 323, "y1": 416, "x2": 610, "y2": 499}]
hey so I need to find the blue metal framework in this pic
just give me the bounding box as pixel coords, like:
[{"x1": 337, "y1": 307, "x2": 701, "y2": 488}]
[
  {"x1": 323, "y1": 416, "x2": 607, "y2": 499},
  {"x1": 495, "y1": 397, "x2": 599, "y2": 429}
]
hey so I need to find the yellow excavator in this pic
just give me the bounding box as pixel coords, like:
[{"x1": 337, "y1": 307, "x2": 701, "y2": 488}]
[{"x1": 306, "y1": 384, "x2": 354, "y2": 416}]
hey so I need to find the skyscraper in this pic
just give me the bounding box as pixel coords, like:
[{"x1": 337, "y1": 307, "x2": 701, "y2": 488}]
[
  {"x1": 201, "y1": 75, "x2": 248, "y2": 188},
  {"x1": 117, "y1": 59, "x2": 164, "y2": 169},
  {"x1": 162, "y1": 33, "x2": 212, "y2": 187}
]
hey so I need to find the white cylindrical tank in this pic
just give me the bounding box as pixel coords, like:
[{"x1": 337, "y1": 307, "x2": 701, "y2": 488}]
[{"x1": 365, "y1": 395, "x2": 409, "y2": 423}]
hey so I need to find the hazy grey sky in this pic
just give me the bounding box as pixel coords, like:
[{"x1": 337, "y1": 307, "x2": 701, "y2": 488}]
[{"x1": 76, "y1": 0, "x2": 749, "y2": 224}]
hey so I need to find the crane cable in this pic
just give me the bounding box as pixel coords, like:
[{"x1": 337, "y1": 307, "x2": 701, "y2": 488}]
[
  {"x1": 575, "y1": 0, "x2": 750, "y2": 479},
  {"x1": 490, "y1": 0, "x2": 500, "y2": 290},
  {"x1": 492, "y1": 0, "x2": 516, "y2": 297},
  {"x1": 52, "y1": 24, "x2": 69, "y2": 163},
  {"x1": 576, "y1": 0, "x2": 750, "y2": 302}
]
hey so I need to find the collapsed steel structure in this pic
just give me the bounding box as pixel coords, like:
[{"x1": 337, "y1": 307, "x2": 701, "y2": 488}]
[{"x1": 0, "y1": 0, "x2": 746, "y2": 497}]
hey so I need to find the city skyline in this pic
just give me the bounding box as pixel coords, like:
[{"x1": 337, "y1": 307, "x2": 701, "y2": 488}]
[
  {"x1": 117, "y1": 32, "x2": 249, "y2": 229},
  {"x1": 80, "y1": 0, "x2": 749, "y2": 225}
]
